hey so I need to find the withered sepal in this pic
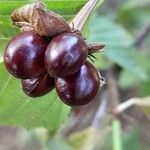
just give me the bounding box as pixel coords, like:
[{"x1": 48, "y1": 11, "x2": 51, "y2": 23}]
[{"x1": 11, "y1": 3, "x2": 71, "y2": 37}]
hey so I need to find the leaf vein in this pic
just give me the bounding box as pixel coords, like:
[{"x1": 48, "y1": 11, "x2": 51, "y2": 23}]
[{"x1": 0, "y1": 75, "x2": 12, "y2": 96}]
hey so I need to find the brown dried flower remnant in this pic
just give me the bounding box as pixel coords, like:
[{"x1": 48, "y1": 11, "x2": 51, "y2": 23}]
[{"x1": 11, "y1": 3, "x2": 71, "y2": 37}]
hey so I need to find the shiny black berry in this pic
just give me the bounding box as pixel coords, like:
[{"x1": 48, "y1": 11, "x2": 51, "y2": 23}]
[
  {"x1": 21, "y1": 72, "x2": 55, "y2": 97},
  {"x1": 55, "y1": 61, "x2": 100, "y2": 106},
  {"x1": 45, "y1": 33, "x2": 88, "y2": 77},
  {"x1": 4, "y1": 31, "x2": 48, "y2": 79}
]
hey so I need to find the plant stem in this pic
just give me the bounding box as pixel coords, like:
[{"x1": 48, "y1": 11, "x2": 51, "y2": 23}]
[
  {"x1": 114, "y1": 96, "x2": 150, "y2": 115},
  {"x1": 70, "y1": 0, "x2": 105, "y2": 31},
  {"x1": 114, "y1": 98, "x2": 138, "y2": 114},
  {"x1": 112, "y1": 120, "x2": 123, "y2": 150}
]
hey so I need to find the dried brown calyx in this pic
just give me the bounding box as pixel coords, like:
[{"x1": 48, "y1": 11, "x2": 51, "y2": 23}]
[
  {"x1": 11, "y1": 3, "x2": 71, "y2": 37},
  {"x1": 88, "y1": 43, "x2": 105, "y2": 54},
  {"x1": 11, "y1": 2, "x2": 105, "y2": 53}
]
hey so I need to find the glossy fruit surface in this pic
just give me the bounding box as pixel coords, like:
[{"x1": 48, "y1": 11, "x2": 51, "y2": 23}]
[
  {"x1": 4, "y1": 31, "x2": 48, "y2": 79},
  {"x1": 45, "y1": 33, "x2": 88, "y2": 77},
  {"x1": 55, "y1": 61, "x2": 100, "y2": 106},
  {"x1": 21, "y1": 72, "x2": 55, "y2": 97}
]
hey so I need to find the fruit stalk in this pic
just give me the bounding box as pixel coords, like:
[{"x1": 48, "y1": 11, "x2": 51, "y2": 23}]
[{"x1": 70, "y1": 0, "x2": 105, "y2": 31}]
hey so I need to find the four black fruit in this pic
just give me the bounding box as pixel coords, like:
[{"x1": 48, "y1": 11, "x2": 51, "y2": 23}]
[
  {"x1": 4, "y1": 31, "x2": 101, "y2": 106},
  {"x1": 55, "y1": 61, "x2": 100, "y2": 106},
  {"x1": 45, "y1": 33, "x2": 88, "y2": 77}
]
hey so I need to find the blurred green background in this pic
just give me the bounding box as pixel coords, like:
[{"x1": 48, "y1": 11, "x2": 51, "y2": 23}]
[{"x1": 0, "y1": 0, "x2": 150, "y2": 150}]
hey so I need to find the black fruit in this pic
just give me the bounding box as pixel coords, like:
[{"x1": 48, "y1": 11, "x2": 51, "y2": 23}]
[
  {"x1": 4, "y1": 31, "x2": 48, "y2": 79},
  {"x1": 55, "y1": 61, "x2": 100, "y2": 106},
  {"x1": 45, "y1": 33, "x2": 88, "y2": 77},
  {"x1": 21, "y1": 72, "x2": 55, "y2": 97}
]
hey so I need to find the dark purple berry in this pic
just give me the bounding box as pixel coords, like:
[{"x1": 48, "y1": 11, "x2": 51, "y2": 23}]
[
  {"x1": 21, "y1": 72, "x2": 55, "y2": 97},
  {"x1": 45, "y1": 33, "x2": 88, "y2": 77},
  {"x1": 55, "y1": 61, "x2": 100, "y2": 106},
  {"x1": 4, "y1": 31, "x2": 48, "y2": 79}
]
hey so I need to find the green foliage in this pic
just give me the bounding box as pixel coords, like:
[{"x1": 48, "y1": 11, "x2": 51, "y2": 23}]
[
  {"x1": 0, "y1": 0, "x2": 88, "y2": 129},
  {"x1": 119, "y1": 52, "x2": 150, "y2": 89},
  {"x1": 138, "y1": 53, "x2": 150, "y2": 96},
  {"x1": 117, "y1": 0, "x2": 150, "y2": 30},
  {"x1": 88, "y1": 14, "x2": 147, "y2": 80},
  {"x1": 118, "y1": 70, "x2": 138, "y2": 89},
  {"x1": 140, "y1": 80, "x2": 150, "y2": 97},
  {"x1": 0, "y1": 0, "x2": 86, "y2": 16},
  {"x1": 115, "y1": 0, "x2": 150, "y2": 92}
]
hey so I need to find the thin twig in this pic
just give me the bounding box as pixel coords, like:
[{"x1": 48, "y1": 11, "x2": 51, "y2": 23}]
[
  {"x1": 114, "y1": 98, "x2": 139, "y2": 115},
  {"x1": 70, "y1": 0, "x2": 105, "y2": 31},
  {"x1": 114, "y1": 96, "x2": 150, "y2": 115}
]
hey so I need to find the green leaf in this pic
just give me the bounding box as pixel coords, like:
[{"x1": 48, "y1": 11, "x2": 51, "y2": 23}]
[
  {"x1": 118, "y1": 70, "x2": 139, "y2": 89},
  {"x1": 118, "y1": 52, "x2": 150, "y2": 95},
  {"x1": 0, "y1": 15, "x2": 19, "y2": 38},
  {"x1": 0, "y1": 63, "x2": 70, "y2": 129},
  {"x1": 119, "y1": 52, "x2": 150, "y2": 89},
  {"x1": 88, "y1": 15, "x2": 147, "y2": 80},
  {"x1": 0, "y1": 0, "x2": 87, "y2": 16},
  {"x1": 117, "y1": 0, "x2": 150, "y2": 30},
  {"x1": 0, "y1": 38, "x2": 10, "y2": 62},
  {"x1": 138, "y1": 53, "x2": 150, "y2": 96}
]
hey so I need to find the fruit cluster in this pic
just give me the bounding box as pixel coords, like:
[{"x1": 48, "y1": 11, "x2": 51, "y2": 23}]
[{"x1": 4, "y1": 4, "x2": 104, "y2": 107}]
